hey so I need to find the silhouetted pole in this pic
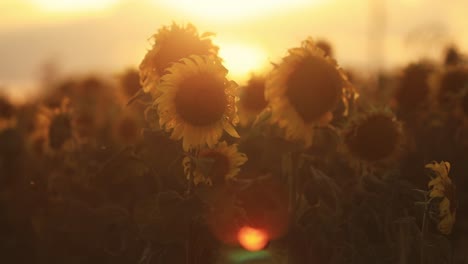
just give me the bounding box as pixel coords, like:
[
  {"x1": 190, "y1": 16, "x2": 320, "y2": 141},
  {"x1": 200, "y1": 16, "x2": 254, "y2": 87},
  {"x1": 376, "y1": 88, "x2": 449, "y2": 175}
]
[{"x1": 369, "y1": 0, "x2": 387, "y2": 74}]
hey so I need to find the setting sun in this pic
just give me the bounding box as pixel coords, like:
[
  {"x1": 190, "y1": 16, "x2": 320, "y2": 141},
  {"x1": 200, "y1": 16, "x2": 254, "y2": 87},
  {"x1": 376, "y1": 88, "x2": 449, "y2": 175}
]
[
  {"x1": 30, "y1": 0, "x2": 118, "y2": 12},
  {"x1": 217, "y1": 42, "x2": 269, "y2": 82}
]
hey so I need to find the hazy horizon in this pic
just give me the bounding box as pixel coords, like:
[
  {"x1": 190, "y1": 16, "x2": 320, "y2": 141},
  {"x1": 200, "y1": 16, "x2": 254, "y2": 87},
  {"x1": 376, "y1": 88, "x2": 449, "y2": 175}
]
[{"x1": 1, "y1": 0, "x2": 467, "y2": 96}]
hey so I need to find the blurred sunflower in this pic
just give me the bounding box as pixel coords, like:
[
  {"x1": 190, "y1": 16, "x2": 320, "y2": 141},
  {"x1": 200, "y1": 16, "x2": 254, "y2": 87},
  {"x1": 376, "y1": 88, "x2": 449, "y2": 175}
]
[
  {"x1": 140, "y1": 22, "x2": 219, "y2": 98},
  {"x1": 443, "y1": 45, "x2": 463, "y2": 66},
  {"x1": 265, "y1": 38, "x2": 354, "y2": 146},
  {"x1": 183, "y1": 141, "x2": 247, "y2": 186},
  {"x1": 437, "y1": 66, "x2": 468, "y2": 106},
  {"x1": 343, "y1": 110, "x2": 403, "y2": 167},
  {"x1": 117, "y1": 68, "x2": 141, "y2": 101},
  {"x1": 237, "y1": 75, "x2": 268, "y2": 126},
  {"x1": 394, "y1": 63, "x2": 433, "y2": 114},
  {"x1": 425, "y1": 161, "x2": 457, "y2": 235},
  {"x1": 29, "y1": 98, "x2": 76, "y2": 155},
  {"x1": 111, "y1": 111, "x2": 142, "y2": 145},
  {"x1": 155, "y1": 55, "x2": 239, "y2": 151}
]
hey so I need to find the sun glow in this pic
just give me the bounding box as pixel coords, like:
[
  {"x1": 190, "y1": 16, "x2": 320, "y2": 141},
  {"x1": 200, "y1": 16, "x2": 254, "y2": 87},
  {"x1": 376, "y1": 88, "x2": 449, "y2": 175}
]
[
  {"x1": 158, "y1": 0, "x2": 322, "y2": 21},
  {"x1": 217, "y1": 42, "x2": 269, "y2": 82},
  {"x1": 238, "y1": 226, "x2": 269, "y2": 251},
  {"x1": 30, "y1": 0, "x2": 118, "y2": 12}
]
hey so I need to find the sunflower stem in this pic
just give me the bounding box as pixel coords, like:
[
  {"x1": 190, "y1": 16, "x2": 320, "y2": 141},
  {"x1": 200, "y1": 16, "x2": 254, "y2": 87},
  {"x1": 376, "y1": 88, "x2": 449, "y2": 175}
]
[
  {"x1": 185, "y1": 149, "x2": 198, "y2": 264},
  {"x1": 420, "y1": 200, "x2": 429, "y2": 264},
  {"x1": 284, "y1": 151, "x2": 299, "y2": 264}
]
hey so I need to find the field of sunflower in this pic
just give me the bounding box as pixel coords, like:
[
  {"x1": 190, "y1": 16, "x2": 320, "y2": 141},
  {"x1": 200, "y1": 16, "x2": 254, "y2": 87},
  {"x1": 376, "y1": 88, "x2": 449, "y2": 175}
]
[{"x1": 0, "y1": 22, "x2": 467, "y2": 264}]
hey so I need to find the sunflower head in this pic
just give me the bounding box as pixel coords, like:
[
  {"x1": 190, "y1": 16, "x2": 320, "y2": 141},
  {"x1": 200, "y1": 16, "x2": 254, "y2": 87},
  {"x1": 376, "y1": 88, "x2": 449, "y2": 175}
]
[
  {"x1": 140, "y1": 22, "x2": 219, "y2": 97},
  {"x1": 118, "y1": 68, "x2": 141, "y2": 99},
  {"x1": 155, "y1": 55, "x2": 239, "y2": 151},
  {"x1": 184, "y1": 141, "x2": 247, "y2": 186},
  {"x1": 437, "y1": 66, "x2": 468, "y2": 105},
  {"x1": 444, "y1": 45, "x2": 462, "y2": 66},
  {"x1": 343, "y1": 110, "x2": 402, "y2": 164},
  {"x1": 266, "y1": 38, "x2": 353, "y2": 146},
  {"x1": 29, "y1": 98, "x2": 75, "y2": 155},
  {"x1": 238, "y1": 75, "x2": 268, "y2": 126},
  {"x1": 425, "y1": 161, "x2": 457, "y2": 235},
  {"x1": 395, "y1": 63, "x2": 433, "y2": 113},
  {"x1": 78, "y1": 77, "x2": 107, "y2": 97}
]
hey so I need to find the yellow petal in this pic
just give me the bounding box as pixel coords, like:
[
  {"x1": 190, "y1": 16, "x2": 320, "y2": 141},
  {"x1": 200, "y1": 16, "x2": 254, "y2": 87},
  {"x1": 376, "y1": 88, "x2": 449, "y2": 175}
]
[{"x1": 224, "y1": 122, "x2": 240, "y2": 138}]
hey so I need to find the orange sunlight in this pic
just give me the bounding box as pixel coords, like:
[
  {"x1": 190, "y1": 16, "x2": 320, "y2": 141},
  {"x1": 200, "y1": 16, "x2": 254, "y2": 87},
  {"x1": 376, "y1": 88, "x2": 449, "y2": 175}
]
[
  {"x1": 30, "y1": 0, "x2": 118, "y2": 12},
  {"x1": 217, "y1": 41, "x2": 270, "y2": 82},
  {"x1": 158, "y1": 0, "x2": 325, "y2": 21}
]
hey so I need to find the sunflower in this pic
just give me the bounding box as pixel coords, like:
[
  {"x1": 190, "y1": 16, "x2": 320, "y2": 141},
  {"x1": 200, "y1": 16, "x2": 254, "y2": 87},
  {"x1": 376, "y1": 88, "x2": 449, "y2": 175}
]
[
  {"x1": 155, "y1": 55, "x2": 239, "y2": 151},
  {"x1": 343, "y1": 109, "x2": 403, "y2": 167},
  {"x1": 443, "y1": 45, "x2": 462, "y2": 66},
  {"x1": 112, "y1": 111, "x2": 142, "y2": 145},
  {"x1": 183, "y1": 141, "x2": 247, "y2": 186},
  {"x1": 139, "y1": 22, "x2": 219, "y2": 98},
  {"x1": 394, "y1": 63, "x2": 433, "y2": 113},
  {"x1": 437, "y1": 66, "x2": 468, "y2": 106},
  {"x1": 425, "y1": 161, "x2": 457, "y2": 235},
  {"x1": 118, "y1": 68, "x2": 141, "y2": 100},
  {"x1": 29, "y1": 98, "x2": 76, "y2": 155},
  {"x1": 237, "y1": 75, "x2": 268, "y2": 126},
  {"x1": 265, "y1": 38, "x2": 354, "y2": 146}
]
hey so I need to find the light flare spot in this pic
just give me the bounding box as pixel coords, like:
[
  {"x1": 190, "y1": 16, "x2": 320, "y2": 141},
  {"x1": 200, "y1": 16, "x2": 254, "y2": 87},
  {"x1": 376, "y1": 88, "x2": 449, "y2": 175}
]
[{"x1": 238, "y1": 226, "x2": 269, "y2": 251}]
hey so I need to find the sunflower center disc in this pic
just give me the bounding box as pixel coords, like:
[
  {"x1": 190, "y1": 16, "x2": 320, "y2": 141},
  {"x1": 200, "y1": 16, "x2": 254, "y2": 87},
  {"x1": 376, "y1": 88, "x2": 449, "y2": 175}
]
[
  {"x1": 175, "y1": 73, "x2": 227, "y2": 126},
  {"x1": 351, "y1": 115, "x2": 399, "y2": 161},
  {"x1": 285, "y1": 55, "x2": 342, "y2": 123}
]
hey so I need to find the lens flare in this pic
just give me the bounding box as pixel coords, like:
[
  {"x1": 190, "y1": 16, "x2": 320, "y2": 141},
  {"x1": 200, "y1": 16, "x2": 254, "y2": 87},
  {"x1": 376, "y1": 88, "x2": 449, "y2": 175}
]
[{"x1": 237, "y1": 226, "x2": 269, "y2": 251}]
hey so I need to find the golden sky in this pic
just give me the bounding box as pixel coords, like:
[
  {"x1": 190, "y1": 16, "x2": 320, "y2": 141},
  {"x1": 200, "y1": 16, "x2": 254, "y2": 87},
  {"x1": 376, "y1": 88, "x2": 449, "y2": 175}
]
[{"x1": 1, "y1": 0, "x2": 467, "y2": 93}]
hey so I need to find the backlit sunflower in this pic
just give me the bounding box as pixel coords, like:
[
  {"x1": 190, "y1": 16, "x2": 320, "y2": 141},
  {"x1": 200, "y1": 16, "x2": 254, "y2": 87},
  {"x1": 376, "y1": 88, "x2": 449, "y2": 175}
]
[
  {"x1": 425, "y1": 161, "x2": 457, "y2": 235},
  {"x1": 265, "y1": 38, "x2": 354, "y2": 146},
  {"x1": 29, "y1": 98, "x2": 76, "y2": 156},
  {"x1": 139, "y1": 22, "x2": 219, "y2": 98},
  {"x1": 343, "y1": 110, "x2": 403, "y2": 167},
  {"x1": 237, "y1": 75, "x2": 268, "y2": 126},
  {"x1": 155, "y1": 55, "x2": 239, "y2": 151},
  {"x1": 183, "y1": 141, "x2": 247, "y2": 186}
]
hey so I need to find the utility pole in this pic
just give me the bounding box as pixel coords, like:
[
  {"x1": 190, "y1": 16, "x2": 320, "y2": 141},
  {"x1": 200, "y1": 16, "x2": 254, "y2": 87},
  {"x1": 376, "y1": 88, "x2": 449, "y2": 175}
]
[{"x1": 369, "y1": 0, "x2": 387, "y2": 73}]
